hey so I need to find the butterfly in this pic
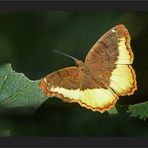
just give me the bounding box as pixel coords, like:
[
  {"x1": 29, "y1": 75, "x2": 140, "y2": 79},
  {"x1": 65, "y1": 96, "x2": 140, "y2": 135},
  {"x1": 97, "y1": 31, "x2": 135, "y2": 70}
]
[{"x1": 39, "y1": 24, "x2": 137, "y2": 113}]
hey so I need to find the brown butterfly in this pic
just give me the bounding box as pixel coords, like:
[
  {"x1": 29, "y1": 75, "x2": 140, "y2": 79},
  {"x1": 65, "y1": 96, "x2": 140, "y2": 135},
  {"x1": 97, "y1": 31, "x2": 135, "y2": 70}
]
[{"x1": 39, "y1": 24, "x2": 137, "y2": 113}]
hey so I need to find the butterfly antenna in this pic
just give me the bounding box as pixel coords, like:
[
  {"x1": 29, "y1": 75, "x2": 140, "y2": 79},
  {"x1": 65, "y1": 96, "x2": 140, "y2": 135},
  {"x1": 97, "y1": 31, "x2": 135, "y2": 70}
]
[{"x1": 51, "y1": 49, "x2": 78, "y2": 61}]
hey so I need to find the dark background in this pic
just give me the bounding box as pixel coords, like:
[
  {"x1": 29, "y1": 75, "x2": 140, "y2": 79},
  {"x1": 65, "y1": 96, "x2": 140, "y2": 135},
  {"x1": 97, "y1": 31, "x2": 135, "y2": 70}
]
[{"x1": 0, "y1": 11, "x2": 148, "y2": 136}]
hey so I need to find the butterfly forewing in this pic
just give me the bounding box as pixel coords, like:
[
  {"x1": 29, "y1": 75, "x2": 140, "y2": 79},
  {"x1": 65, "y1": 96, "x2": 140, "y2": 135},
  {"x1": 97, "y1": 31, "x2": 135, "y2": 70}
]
[
  {"x1": 85, "y1": 24, "x2": 137, "y2": 96},
  {"x1": 39, "y1": 67, "x2": 82, "y2": 95}
]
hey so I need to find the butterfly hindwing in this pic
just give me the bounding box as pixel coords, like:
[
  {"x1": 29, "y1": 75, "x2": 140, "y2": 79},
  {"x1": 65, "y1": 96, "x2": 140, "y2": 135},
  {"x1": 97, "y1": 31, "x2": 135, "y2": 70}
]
[{"x1": 39, "y1": 67, "x2": 119, "y2": 112}]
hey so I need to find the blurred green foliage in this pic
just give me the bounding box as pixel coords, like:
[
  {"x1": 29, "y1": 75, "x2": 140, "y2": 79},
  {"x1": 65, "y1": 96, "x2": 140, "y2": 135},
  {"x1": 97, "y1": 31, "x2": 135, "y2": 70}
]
[{"x1": 0, "y1": 12, "x2": 148, "y2": 136}]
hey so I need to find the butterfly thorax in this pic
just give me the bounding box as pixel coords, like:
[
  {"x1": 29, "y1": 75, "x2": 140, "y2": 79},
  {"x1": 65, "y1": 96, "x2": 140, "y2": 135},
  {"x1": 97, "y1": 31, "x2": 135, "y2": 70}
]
[{"x1": 76, "y1": 59, "x2": 108, "y2": 89}]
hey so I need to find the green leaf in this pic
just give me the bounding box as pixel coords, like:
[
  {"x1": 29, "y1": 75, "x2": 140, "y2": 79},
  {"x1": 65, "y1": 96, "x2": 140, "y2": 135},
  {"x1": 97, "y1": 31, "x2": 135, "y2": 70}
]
[
  {"x1": 127, "y1": 101, "x2": 148, "y2": 121},
  {"x1": 108, "y1": 106, "x2": 118, "y2": 115},
  {"x1": 0, "y1": 63, "x2": 48, "y2": 114}
]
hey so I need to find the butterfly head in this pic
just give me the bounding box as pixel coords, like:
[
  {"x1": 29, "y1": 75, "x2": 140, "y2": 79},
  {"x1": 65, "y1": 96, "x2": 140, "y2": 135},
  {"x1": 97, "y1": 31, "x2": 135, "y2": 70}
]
[
  {"x1": 75, "y1": 59, "x2": 89, "y2": 72},
  {"x1": 75, "y1": 59, "x2": 84, "y2": 67}
]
